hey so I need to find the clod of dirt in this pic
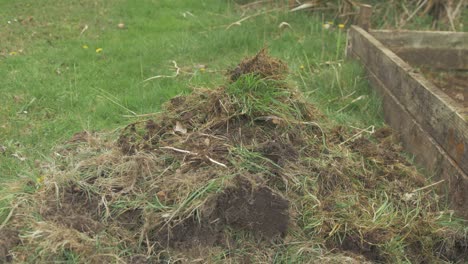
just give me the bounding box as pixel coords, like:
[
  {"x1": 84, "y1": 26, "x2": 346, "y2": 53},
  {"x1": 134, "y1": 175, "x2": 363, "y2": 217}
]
[
  {"x1": 214, "y1": 177, "x2": 289, "y2": 239},
  {"x1": 229, "y1": 48, "x2": 288, "y2": 81},
  {"x1": 257, "y1": 140, "x2": 298, "y2": 166},
  {"x1": 436, "y1": 232, "x2": 468, "y2": 263},
  {"x1": 330, "y1": 230, "x2": 390, "y2": 263},
  {"x1": 373, "y1": 127, "x2": 393, "y2": 140},
  {"x1": 0, "y1": 229, "x2": 20, "y2": 263},
  {"x1": 155, "y1": 216, "x2": 226, "y2": 249},
  {"x1": 155, "y1": 176, "x2": 289, "y2": 249},
  {"x1": 40, "y1": 185, "x2": 103, "y2": 234},
  {"x1": 348, "y1": 137, "x2": 404, "y2": 166}
]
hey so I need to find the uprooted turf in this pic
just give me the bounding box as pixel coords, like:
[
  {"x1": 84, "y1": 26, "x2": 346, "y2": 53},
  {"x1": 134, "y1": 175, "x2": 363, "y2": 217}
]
[{"x1": 1, "y1": 50, "x2": 467, "y2": 263}]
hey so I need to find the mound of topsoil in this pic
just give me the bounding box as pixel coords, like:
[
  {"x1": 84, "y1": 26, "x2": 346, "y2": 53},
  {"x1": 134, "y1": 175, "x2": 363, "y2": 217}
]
[{"x1": 1, "y1": 49, "x2": 467, "y2": 263}]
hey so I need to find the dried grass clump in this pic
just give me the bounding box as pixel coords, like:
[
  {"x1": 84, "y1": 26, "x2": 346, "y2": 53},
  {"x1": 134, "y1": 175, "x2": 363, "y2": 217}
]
[
  {"x1": 287, "y1": 0, "x2": 466, "y2": 31},
  {"x1": 228, "y1": 48, "x2": 288, "y2": 81},
  {"x1": 1, "y1": 50, "x2": 466, "y2": 263}
]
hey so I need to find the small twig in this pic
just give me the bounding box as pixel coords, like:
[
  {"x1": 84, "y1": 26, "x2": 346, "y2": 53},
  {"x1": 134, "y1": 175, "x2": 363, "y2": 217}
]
[
  {"x1": 159, "y1": 146, "x2": 198, "y2": 155},
  {"x1": 328, "y1": 90, "x2": 356, "y2": 103},
  {"x1": 206, "y1": 156, "x2": 227, "y2": 168},
  {"x1": 226, "y1": 9, "x2": 277, "y2": 30},
  {"x1": 411, "y1": 179, "x2": 445, "y2": 193},
  {"x1": 339, "y1": 125, "x2": 375, "y2": 146},
  {"x1": 278, "y1": 22, "x2": 292, "y2": 29},
  {"x1": 218, "y1": 99, "x2": 229, "y2": 114},
  {"x1": 398, "y1": 0, "x2": 428, "y2": 29},
  {"x1": 337, "y1": 95, "x2": 367, "y2": 113},
  {"x1": 142, "y1": 61, "x2": 180, "y2": 82},
  {"x1": 240, "y1": 0, "x2": 270, "y2": 9},
  {"x1": 444, "y1": 2, "x2": 457, "y2": 31},
  {"x1": 290, "y1": 2, "x2": 320, "y2": 12},
  {"x1": 98, "y1": 94, "x2": 138, "y2": 116},
  {"x1": 452, "y1": 0, "x2": 466, "y2": 19},
  {"x1": 198, "y1": 133, "x2": 227, "y2": 141},
  {"x1": 182, "y1": 11, "x2": 195, "y2": 18},
  {"x1": 226, "y1": 15, "x2": 253, "y2": 29},
  {"x1": 94, "y1": 87, "x2": 138, "y2": 116},
  {"x1": 17, "y1": 97, "x2": 36, "y2": 114},
  {"x1": 122, "y1": 112, "x2": 161, "y2": 118},
  {"x1": 101, "y1": 195, "x2": 111, "y2": 219},
  {"x1": 79, "y1": 24, "x2": 88, "y2": 36}
]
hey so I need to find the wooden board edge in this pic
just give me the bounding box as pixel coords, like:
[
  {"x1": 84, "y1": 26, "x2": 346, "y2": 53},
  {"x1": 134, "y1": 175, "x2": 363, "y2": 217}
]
[
  {"x1": 348, "y1": 48, "x2": 468, "y2": 218},
  {"x1": 347, "y1": 26, "x2": 468, "y2": 174}
]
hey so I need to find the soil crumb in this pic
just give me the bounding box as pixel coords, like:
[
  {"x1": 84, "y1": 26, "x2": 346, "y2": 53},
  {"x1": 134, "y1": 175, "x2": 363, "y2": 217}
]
[
  {"x1": 214, "y1": 177, "x2": 289, "y2": 239},
  {"x1": 0, "y1": 229, "x2": 19, "y2": 263}
]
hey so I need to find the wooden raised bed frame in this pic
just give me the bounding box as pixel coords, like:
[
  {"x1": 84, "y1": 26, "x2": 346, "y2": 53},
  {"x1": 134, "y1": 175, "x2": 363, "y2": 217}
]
[{"x1": 347, "y1": 26, "x2": 468, "y2": 218}]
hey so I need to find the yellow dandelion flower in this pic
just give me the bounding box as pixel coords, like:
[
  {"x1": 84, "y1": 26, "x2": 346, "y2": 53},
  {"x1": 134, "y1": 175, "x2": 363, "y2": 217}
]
[
  {"x1": 9, "y1": 51, "x2": 17, "y2": 56},
  {"x1": 200, "y1": 68, "x2": 206, "y2": 73},
  {"x1": 82, "y1": 45, "x2": 89, "y2": 49},
  {"x1": 338, "y1": 24, "x2": 345, "y2": 29},
  {"x1": 300, "y1": 65, "x2": 305, "y2": 69},
  {"x1": 37, "y1": 175, "x2": 45, "y2": 184},
  {"x1": 96, "y1": 48, "x2": 103, "y2": 53}
]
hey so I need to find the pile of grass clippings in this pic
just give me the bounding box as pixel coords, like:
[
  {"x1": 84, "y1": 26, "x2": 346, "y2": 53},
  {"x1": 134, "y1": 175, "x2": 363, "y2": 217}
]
[{"x1": 1, "y1": 49, "x2": 467, "y2": 263}]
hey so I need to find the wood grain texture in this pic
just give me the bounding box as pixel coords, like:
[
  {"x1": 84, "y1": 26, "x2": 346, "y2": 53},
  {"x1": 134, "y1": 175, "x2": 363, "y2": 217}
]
[
  {"x1": 371, "y1": 30, "x2": 468, "y2": 49},
  {"x1": 347, "y1": 26, "x2": 468, "y2": 173}
]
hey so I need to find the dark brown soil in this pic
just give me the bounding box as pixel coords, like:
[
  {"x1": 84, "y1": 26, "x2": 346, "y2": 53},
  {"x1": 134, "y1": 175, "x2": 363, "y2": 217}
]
[
  {"x1": 126, "y1": 255, "x2": 150, "y2": 264},
  {"x1": 0, "y1": 229, "x2": 19, "y2": 263},
  {"x1": 348, "y1": 136, "x2": 408, "y2": 167},
  {"x1": 373, "y1": 127, "x2": 393, "y2": 140},
  {"x1": 154, "y1": 215, "x2": 226, "y2": 249},
  {"x1": 332, "y1": 233, "x2": 383, "y2": 262},
  {"x1": 436, "y1": 232, "x2": 468, "y2": 263},
  {"x1": 40, "y1": 185, "x2": 103, "y2": 234},
  {"x1": 214, "y1": 177, "x2": 289, "y2": 239},
  {"x1": 155, "y1": 176, "x2": 289, "y2": 249},
  {"x1": 421, "y1": 69, "x2": 468, "y2": 107},
  {"x1": 115, "y1": 209, "x2": 144, "y2": 232},
  {"x1": 257, "y1": 139, "x2": 299, "y2": 166}
]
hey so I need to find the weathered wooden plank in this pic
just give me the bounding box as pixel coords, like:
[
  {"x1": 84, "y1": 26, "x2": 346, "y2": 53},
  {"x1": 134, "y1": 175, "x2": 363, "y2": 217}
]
[
  {"x1": 347, "y1": 26, "x2": 468, "y2": 175},
  {"x1": 347, "y1": 26, "x2": 468, "y2": 218},
  {"x1": 356, "y1": 4, "x2": 372, "y2": 31},
  {"x1": 371, "y1": 30, "x2": 468, "y2": 49},
  {"x1": 393, "y1": 48, "x2": 468, "y2": 70},
  {"x1": 365, "y1": 67, "x2": 468, "y2": 218}
]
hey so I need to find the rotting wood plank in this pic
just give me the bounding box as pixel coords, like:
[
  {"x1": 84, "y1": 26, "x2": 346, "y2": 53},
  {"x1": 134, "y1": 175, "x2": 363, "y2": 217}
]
[
  {"x1": 392, "y1": 48, "x2": 468, "y2": 70},
  {"x1": 371, "y1": 30, "x2": 468, "y2": 70},
  {"x1": 371, "y1": 30, "x2": 468, "y2": 49},
  {"x1": 347, "y1": 26, "x2": 468, "y2": 218},
  {"x1": 366, "y1": 65, "x2": 468, "y2": 218},
  {"x1": 347, "y1": 26, "x2": 468, "y2": 174}
]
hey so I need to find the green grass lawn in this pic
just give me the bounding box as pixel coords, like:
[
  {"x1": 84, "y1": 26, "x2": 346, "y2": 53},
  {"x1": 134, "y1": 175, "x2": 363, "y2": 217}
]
[{"x1": 0, "y1": 0, "x2": 381, "y2": 188}]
